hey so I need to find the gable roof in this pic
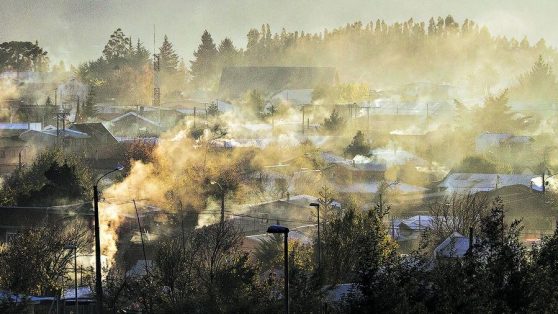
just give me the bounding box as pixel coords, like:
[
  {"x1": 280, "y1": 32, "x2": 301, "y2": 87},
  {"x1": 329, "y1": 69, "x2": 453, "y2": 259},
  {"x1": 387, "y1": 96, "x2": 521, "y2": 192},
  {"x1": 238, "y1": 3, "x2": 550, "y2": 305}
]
[
  {"x1": 110, "y1": 112, "x2": 160, "y2": 126},
  {"x1": 69, "y1": 122, "x2": 117, "y2": 144},
  {"x1": 434, "y1": 231, "x2": 471, "y2": 258}
]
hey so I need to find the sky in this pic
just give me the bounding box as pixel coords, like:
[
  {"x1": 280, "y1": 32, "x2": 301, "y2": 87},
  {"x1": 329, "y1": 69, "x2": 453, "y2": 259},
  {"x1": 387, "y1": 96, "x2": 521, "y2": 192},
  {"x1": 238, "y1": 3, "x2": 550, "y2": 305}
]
[{"x1": 0, "y1": 0, "x2": 556, "y2": 66}]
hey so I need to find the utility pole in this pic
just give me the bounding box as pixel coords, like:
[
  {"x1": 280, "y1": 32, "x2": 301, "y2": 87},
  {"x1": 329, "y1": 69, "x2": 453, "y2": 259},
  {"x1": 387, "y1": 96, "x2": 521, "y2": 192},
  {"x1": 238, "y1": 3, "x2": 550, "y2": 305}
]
[
  {"x1": 366, "y1": 106, "x2": 370, "y2": 134},
  {"x1": 301, "y1": 105, "x2": 305, "y2": 135}
]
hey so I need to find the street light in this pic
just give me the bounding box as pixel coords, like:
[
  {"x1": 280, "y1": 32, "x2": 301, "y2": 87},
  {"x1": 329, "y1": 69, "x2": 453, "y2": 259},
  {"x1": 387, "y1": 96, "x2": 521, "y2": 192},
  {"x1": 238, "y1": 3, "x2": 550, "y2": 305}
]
[
  {"x1": 309, "y1": 202, "x2": 321, "y2": 270},
  {"x1": 210, "y1": 181, "x2": 225, "y2": 224},
  {"x1": 64, "y1": 244, "x2": 78, "y2": 314},
  {"x1": 267, "y1": 225, "x2": 290, "y2": 314},
  {"x1": 93, "y1": 165, "x2": 123, "y2": 313}
]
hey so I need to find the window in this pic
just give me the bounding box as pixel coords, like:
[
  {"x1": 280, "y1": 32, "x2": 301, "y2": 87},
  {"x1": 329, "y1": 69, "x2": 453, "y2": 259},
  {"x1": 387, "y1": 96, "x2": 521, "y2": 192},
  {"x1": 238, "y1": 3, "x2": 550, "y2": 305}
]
[{"x1": 6, "y1": 232, "x2": 18, "y2": 244}]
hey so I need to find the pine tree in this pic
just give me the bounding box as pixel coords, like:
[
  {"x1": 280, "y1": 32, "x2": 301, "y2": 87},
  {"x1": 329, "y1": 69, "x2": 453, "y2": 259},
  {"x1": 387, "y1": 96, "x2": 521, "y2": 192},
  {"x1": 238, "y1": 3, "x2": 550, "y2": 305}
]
[
  {"x1": 190, "y1": 30, "x2": 218, "y2": 89},
  {"x1": 133, "y1": 39, "x2": 150, "y2": 67},
  {"x1": 217, "y1": 38, "x2": 239, "y2": 68},
  {"x1": 159, "y1": 35, "x2": 179, "y2": 73},
  {"x1": 103, "y1": 28, "x2": 132, "y2": 62},
  {"x1": 515, "y1": 55, "x2": 558, "y2": 103},
  {"x1": 344, "y1": 130, "x2": 370, "y2": 157},
  {"x1": 83, "y1": 87, "x2": 98, "y2": 119}
]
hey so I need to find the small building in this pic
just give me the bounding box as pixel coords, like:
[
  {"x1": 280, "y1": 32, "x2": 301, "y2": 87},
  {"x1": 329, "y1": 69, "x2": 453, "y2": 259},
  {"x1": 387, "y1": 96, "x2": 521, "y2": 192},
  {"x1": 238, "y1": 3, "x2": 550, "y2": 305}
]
[
  {"x1": 107, "y1": 112, "x2": 161, "y2": 138},
  {"x1": 438, "y1": 173, "x2": 536, "y2": 194},
  {"x1": 0, "y1": 203, "x2": 92, "y2": 244},
  {"x1": 19, "y1": 128, "x2": 90, "y2": 155},
  {"x1": 271, "y1": 89, "x2": 314, "y2": 106},
  {"x1": 475, "y1": 132, "x2": 534, "y2": 153},
  {"x1": 369, "y1": 147, "x2": 427, "y2": 167},
  {"x1": 434, "y1": 231, "x2": 472, "y2": 258},
  {"x1": 321, "y1": 152, "x2": 386, "y2": 183},
  {"x1": 0, "y1": 122, "x2": 42, "y2": 137},
  {"x1": 69, "y1": 122, "x2": 119, "y2": 160}
]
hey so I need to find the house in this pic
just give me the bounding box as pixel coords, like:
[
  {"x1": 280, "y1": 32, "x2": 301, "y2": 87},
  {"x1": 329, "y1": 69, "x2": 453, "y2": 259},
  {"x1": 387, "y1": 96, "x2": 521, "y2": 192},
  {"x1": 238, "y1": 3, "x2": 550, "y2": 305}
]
[
  {"x1": 271, "y1": 89, "x2": 314, "y2": 106},
  {"x1": 0, "y1": 203, "x2": 92, "y2": 244},
  {"x1": 0, "y1": 122, "x2": 42, "y2": 137},
  {"x1": 337, "y1": 181, "x2": 428, "y2": 195},
  {"x1": 369, "y1": 147, "x2": 427, "y2": 167},
  {"x1": 69, "y1": 122, "x2": 119, "y2": 160},
  {"x1": 0, "y1": 136, "x2": 30, "y2": 176},
  {"x1": 19, "y1": 128, "x2": 90, "y2": 155},
  {"x1": 438, "y1": 173, "x2": 536, "y2": 194},
  {"x1": 235, "y1": 195, "x2": 323, "y2": 233},
  {"x1": 219, "y1": 66, "x2": 336, "y2": 98},
  {"x1": 434, "y1": 232, "x2": 472, "y2": 258},
  {"x1": 107, "y1": 112, "x2": 161, "y2": 138},
  {"x1": 475, "y1": 133, "x2": 534, "y2": 153},
  {"x1": 321, "y1": 152, "x2": 386, "y2": 183},
  {"x1": 400, "y1": 82, "x2": 454, "y2": 102}
]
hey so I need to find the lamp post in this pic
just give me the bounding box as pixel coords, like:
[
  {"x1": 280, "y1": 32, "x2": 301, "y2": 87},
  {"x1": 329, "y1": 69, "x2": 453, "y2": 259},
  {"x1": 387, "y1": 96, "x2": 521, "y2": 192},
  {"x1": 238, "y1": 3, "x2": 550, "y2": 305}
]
[
  {"x1": 309, "y1": 202, "x2": 321, "y2": 270},
  {"x1": 64, "y1": 244, "x2": 78, "y2": 314},
  {"x1": 94, "y1": 165, "x2": 123, "y2": 313},
  {"x1": 267, "y1": 225, "x2": 290, "y2": 314},
  {"x1": 210, "y1": 181, "x2": 225, "y2": 224}
]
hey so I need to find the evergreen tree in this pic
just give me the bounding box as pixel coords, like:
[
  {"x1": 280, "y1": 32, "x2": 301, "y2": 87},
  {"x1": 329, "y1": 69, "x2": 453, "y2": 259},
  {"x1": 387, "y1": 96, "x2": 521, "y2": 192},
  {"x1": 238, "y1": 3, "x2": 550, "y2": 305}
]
[
  {"x1": 217, "y1": 38, "x2": 239, "y2": 68},
  {"x1": 344, "y1": 130, "x2": 370, "y2": 157},
  {"x1": 159, "y1": 35, "x2": 179, "y2": 73},
  {"x1": 474, "y1": 90, "x2": 520, "y2": 133},
  {"x1": 190, "y1": 30, "x2": 218, "y2": 89},
  {"x1": 83, "y1": 87, "x2": 98, "y2": 119},
  {"x1": 322, "y1": 109, "x2": 345, "y2": 132},
  {"x1": 133, "y1": 38, "x2": 150, "y2": 66},
  {"x1": 514, "y1": 55, "x2": 558, "y2": 103},
  {"x1": 102, "y1": 28, "x2": 132, "y2": 62}
]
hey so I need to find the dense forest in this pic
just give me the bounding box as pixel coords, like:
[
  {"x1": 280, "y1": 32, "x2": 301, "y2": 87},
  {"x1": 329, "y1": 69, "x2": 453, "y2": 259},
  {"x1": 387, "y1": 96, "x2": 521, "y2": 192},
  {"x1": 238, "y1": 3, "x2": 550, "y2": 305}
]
[{"x1": 62, "y1": 16, "x2": 558, "y2": 104}]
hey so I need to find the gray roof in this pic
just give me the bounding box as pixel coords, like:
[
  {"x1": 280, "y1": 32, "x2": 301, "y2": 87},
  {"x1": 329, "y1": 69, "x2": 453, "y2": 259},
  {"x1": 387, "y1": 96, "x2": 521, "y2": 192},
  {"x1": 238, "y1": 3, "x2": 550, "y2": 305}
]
[
  {"x1": 438, "y1": 173, "x2": 536, "y2": 194},
  {"x1": 219, "y1": 66, "x2": 336, "y2": 97},
  {"x1": 399, "y1": 215, "x2": 434, "y2": 231},
  {"x1": 434, "y1": 232, "x2": 471, "y2": 258}
]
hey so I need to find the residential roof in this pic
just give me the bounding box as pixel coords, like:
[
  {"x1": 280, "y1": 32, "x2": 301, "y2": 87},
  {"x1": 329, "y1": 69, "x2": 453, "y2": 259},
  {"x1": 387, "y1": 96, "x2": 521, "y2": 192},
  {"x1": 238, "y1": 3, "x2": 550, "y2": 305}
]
[
  {"x1": 211, "y1": 138, "x2": 271, "y2": 149},
  {"x1": 62, "y1": 286, "x2": 94, "y2": 301},
  {"x1": 434, "y1": 232, "x2": 471, "y2": 258},
  {"x1": 19, "y1": 128, "x2": 90, "y2": 140},
  {"x1": 321, "y1": 152, "x2": 387, "y2": 172},
  {"x1": 475, "y1": 133, "x2": 534, "y2": 152},
  {"x1": 69, "y1": 122, "x2": 117, "y2": 143},
  {"x1": 369, "y1": 147, "x2": 427, "y2": 167},
  {"x1": 271, "y1": 89, "x2": 314, "y2": 105},
  {"x1": 126, "y1": 259, "x2": 154, "y2": 278},
  {"x1": 0, "y1": 123, "x2": 41, "y2": 130},
  {"x1": 219, "y1": 66, "x2": 336, "y2": 97},
  {"x1": 438, "y1": 173, "x2": 536, "y2": 194},
  {"x1": 336, "y1": 182, "x2": 428, "y2": 194},
  {"x1": 110, "y1": 112, "x2": 160, "y2": 126},
  {"x1": 399, "y1": 215, "x2": 434, "y2": 231}
]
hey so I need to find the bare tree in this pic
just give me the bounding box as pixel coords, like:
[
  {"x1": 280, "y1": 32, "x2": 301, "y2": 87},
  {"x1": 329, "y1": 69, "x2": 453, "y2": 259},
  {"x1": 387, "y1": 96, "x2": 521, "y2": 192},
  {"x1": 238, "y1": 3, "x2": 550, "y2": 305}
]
[{"x1": 427, "y1": 193, "x2": 490, "y2": 247}]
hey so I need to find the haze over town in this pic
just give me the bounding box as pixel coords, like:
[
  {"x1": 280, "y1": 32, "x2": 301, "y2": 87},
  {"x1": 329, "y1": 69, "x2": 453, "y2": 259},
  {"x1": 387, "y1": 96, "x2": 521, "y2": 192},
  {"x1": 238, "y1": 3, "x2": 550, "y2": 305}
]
[{"x1": 1, "y1": 1, "x2": 558, "y2": 313}]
